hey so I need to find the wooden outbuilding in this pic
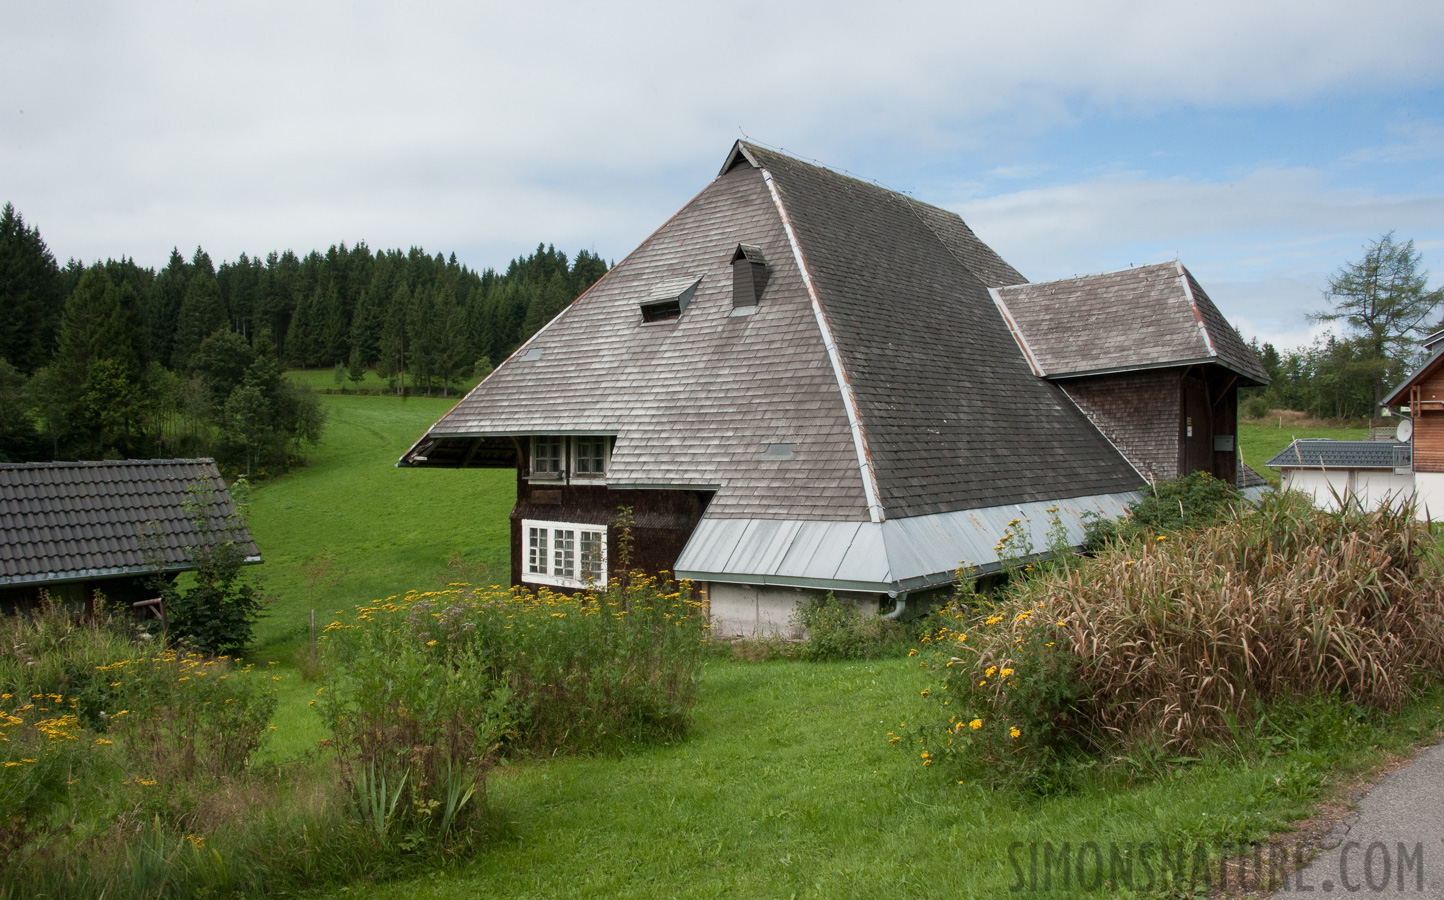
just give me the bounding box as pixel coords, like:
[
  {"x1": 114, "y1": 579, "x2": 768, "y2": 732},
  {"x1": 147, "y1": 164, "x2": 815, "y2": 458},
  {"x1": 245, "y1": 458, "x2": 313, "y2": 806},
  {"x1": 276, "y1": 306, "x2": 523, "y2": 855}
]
[{"x1": 0, "y1": 459, "x2": 260, "y2": 616}]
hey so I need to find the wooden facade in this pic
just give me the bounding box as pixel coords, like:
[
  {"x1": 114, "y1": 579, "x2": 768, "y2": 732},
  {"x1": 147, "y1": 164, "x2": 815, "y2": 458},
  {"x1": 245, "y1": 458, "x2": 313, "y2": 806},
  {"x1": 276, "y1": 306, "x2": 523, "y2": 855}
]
[
  {"x1": 1061, "y1": 363, "x2": 1241, "y2": 484},
  {"x1": 1405, "y1": 367, "x2": 1444, "y2": 473},
  {"x1": 508, "y1": 440, "x2": 712, "y2": 590}
]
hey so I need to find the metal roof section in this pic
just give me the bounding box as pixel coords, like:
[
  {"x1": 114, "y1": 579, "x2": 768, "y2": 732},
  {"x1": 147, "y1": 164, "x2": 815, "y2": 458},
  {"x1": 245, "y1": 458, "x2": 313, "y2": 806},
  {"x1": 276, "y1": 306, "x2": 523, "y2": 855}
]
[
  {"x1": 674, "y1": 490, "x2": 1140, "y2": 592},
  {"x1": 1265, "y1": 440, "x2": 1401, "y2": 470},
  {"x1": 993, "y1": 262, "x2": 1269, "y2": 385}
]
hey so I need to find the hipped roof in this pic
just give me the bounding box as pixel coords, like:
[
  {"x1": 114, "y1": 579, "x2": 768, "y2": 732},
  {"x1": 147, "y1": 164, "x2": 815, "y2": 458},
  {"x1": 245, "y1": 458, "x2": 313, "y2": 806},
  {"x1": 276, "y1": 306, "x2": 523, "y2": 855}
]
[
  {"x1": 0, "y1": 459, "x2": 260, "y2": 588},
  {"x1": 403, "y1": 141, "x2": 1146, "y2": 522},
  {"x1": 992, "y1": 262, "x2": 1269, "y2": 384}
]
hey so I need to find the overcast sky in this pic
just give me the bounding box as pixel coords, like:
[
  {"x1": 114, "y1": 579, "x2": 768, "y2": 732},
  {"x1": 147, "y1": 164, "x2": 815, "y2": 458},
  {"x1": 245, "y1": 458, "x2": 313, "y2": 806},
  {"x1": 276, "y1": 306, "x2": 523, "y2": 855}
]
[{"x1": 4, "y1": 1, "x2": 1443, "y2": 350}]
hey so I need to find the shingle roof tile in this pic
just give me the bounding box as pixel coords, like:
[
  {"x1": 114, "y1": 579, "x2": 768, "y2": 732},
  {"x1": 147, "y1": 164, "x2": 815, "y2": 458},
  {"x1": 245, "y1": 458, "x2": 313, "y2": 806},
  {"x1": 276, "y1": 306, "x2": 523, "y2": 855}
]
[{"x1": 0, "y1": 459, "x2": 260, "y2": 586}]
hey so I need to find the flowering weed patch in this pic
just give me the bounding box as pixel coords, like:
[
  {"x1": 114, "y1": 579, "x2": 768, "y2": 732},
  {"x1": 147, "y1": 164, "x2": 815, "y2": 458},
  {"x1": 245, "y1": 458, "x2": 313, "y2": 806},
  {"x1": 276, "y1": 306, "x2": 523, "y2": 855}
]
[
  {"x1": 317, "y1": 576, "x2": 709, "y2": 845},
  {"x1": 911, "y1": 492, "x2": 1444, "y2": 790}
]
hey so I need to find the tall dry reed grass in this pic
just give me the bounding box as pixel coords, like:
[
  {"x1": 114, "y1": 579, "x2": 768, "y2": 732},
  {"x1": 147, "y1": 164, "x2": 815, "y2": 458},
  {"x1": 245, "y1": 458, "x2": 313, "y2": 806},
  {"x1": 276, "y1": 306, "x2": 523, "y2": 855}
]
[{"x1": 921, "y1": 492, "x2": 1444, "y2": 769}]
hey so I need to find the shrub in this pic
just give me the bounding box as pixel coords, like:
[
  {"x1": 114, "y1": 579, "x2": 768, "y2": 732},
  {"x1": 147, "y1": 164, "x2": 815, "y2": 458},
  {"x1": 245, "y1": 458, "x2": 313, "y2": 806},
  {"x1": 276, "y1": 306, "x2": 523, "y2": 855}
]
[
  {"x1": 317, "y1": 575, "x2": 710, "y2": 841},
  {"x1": 914, "y1": 492, "x2": 1444, "y2": 788},
  {"x1": 1, "y1": 600, "x2": 279, "y2": 894},
  {"x1": 792, "y1": 592, "x2": 913, "y2": 661},
  {"x1": 1082, "y1": 470, "x2": 1242, "y2": 550},
  {"x1": 148, "y1": 479, "x2": 266, "y2": 656}
]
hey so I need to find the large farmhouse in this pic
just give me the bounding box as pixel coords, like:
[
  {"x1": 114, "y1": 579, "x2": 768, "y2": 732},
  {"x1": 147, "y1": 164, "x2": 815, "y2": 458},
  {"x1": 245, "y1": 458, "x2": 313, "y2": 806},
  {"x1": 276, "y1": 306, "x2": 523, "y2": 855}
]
[{"x1": 400, "y1": 142, "x2": 1268, "y2": 635}]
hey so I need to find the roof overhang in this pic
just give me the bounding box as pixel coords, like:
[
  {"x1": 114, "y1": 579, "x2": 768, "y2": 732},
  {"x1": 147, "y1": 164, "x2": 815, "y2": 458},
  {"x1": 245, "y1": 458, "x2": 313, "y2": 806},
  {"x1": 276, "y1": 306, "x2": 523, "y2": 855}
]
[
  {"x1": 674, "y1": 490, "x2": 1141, "y2": 593},
  {"x1": 1384, "y1": 348, "x2": 1444, "y2": 407},
  {"x1": 0, "y1": 556, "x2": 263, "y2": 589},
  {"x1": 1045, "y1": 356, "x2": 1267, "y2": 386}
]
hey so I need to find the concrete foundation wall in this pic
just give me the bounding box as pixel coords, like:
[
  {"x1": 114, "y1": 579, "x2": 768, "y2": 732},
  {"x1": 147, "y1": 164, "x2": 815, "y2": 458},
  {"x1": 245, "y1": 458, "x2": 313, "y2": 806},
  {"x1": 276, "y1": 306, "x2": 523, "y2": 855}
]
[
  {"x1": 1282, "y1": 468, "x2": 1415, "y2": 513},
  {"x1": 707, "y1": 583, "x2": 883, "y2": 639}
]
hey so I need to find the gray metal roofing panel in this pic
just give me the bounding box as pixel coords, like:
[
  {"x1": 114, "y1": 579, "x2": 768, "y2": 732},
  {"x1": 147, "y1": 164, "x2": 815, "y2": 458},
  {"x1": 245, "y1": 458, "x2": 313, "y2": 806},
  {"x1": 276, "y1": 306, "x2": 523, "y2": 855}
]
[
  {"x1": 1264, "y1": 440, "x2": 1398, "y2": 470},
  {"x1": 995, "y1": 263, "x2": 1268, "y2": 385},
  {"x1": 408, "y1": 163, "x2": 870, "y2": 522},
  {"x1": 0, "y1": 459, "x2": 260, "y2": 585},
  {"x1": 747, "y1": 145, "x2": 1143, "y2": 519},
  {"x1": 675, "y1": 490, "x2": 1142, "y2": 591}
]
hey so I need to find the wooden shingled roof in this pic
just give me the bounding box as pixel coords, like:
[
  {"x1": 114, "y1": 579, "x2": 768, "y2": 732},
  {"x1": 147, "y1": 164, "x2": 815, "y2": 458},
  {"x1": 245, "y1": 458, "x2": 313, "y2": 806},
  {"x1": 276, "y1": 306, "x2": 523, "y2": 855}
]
[
  {"x1": 0, "y1": 459, "x2": 260, "y2": 588},
  {"x1": 992, "y1": 261, "x2": 1269, "y2": 384},
  {"x1": 403, "y1": 141, "x2": 1148, "y2": 522}
]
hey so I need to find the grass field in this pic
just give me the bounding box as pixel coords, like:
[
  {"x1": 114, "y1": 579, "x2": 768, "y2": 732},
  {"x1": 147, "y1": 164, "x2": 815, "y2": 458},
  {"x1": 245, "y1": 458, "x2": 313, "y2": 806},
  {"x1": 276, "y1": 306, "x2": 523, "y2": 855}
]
[{"x1": 233, "y1": 390, "x2": 1439, "y2": 897}]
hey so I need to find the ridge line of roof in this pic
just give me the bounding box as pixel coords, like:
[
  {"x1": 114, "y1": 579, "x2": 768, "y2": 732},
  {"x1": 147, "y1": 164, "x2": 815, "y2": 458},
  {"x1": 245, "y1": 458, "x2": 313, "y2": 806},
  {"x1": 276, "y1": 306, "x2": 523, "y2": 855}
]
[
  {"x1": 1177, "y1": 261, "x2": 1219, "y2": 359},
  {"x1": 0, "y1": 458, "x2": 220, "y2": 470},
  {"x1": 759, "y1": 165, "x2": 885, "y2": 524},
  {"x1": 988, "y1": 287, "x2": 1046, "y2": 376},
  {"x1": 994, "y1": 259, "x2": 1181, "y2": 291}
]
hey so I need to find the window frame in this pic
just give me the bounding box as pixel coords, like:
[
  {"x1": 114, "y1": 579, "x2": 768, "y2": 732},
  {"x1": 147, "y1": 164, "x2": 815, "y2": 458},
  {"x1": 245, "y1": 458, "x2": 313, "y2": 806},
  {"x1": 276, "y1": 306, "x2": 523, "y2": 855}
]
[
  {"x1": 571, "y1": 436, "x2": 611, "y2": 480},
  {"x1": 529, "y1": 435, "x2": 564, "y2": 479},
  {"x1": 521, "y1": 518, "x2": 609, "y2": 589}
]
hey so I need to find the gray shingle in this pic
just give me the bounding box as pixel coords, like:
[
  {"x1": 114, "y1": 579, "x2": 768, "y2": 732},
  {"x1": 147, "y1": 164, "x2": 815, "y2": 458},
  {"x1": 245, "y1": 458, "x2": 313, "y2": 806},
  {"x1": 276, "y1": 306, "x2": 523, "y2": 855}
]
[
  {"x1": 0, "y1": 459, "x2": 260, "y2": 585},
  {"x1": 1265, "y1": 440, "x2": 1399, "y2": 470},
  {"x1": 995, "y1": 262, "x2": 1268, "y2": 383}
]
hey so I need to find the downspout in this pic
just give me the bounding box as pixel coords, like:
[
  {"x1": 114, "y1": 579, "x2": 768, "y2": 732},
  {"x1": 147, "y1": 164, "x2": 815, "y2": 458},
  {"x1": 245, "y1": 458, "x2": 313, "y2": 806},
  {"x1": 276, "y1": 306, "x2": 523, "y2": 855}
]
[{"x1": 880, "y1": 589, "x2": 909, "y2": 621}]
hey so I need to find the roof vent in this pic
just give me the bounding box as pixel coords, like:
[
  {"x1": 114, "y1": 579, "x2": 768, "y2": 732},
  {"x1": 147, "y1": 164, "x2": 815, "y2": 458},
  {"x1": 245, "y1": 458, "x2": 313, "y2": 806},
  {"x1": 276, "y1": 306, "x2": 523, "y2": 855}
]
[
  {"x1": 640, "y1": 277, "x2": 701, "y2": 324},
  {"x1": 731, "y1": 244, "x2": 768, "y2": 310}
]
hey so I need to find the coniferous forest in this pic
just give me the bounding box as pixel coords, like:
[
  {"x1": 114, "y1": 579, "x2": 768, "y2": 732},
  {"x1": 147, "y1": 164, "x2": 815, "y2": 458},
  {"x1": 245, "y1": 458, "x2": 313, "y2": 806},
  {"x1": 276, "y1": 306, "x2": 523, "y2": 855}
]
[{"x1": 0, "y1": 203, "x2": 608, "y2": 473}]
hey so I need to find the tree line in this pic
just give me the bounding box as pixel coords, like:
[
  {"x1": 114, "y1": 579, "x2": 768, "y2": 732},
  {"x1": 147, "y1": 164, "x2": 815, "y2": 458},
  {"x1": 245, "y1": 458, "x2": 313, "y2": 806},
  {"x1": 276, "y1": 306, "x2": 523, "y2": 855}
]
[
  {"x1": 0, "y1": 202, "x2": 608, "y2": 471},
  {"x1": 1241, "y1": 233, "x2": 1442, "y2": 422}
]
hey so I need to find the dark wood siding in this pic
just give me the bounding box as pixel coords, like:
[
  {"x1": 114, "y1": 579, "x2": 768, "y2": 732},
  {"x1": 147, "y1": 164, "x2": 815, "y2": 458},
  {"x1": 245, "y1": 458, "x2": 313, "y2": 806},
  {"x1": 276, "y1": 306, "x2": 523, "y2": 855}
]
[
  {"x1": 509, "y1": 460, "x2": 712, "y2": 589},
  {"x1": 1061, "y1": 369, "x2": 1182, "y2": 482},
  {"x1": 1060, "y1": 363, "x2": 1240, "y2": 485}
]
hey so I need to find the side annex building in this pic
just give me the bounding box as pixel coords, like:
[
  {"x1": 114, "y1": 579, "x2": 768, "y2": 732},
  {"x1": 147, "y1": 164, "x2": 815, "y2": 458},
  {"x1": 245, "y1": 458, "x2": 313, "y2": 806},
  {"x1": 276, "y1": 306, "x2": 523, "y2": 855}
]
[{"x1": 400, "y1": 142, "x2": 1268, "y2": 635}]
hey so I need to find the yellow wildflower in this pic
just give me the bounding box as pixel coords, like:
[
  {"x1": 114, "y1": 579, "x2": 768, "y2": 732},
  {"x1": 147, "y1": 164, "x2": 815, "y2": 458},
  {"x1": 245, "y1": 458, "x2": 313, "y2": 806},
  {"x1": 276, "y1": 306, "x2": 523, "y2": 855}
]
[{"x1": 969, "y1": 719, "x2": 982, "y2": 730}]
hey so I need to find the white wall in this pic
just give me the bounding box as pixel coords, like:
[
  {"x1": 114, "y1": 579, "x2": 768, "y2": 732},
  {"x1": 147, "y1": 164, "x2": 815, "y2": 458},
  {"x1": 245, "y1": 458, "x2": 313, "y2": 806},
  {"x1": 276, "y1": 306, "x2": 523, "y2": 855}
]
[
  {"x1": 1282, "y1": 469, "x2": 1352, "y2": 511},
  {"x1": 706, "y1": 583, "x2": 881, "y2": 639},
  {"x1": 1413, "y1": 472, "x2": 1444, "y2": 521},
  {"x1": 1281, "y1": 468, "x2": 1415, "y2": 514}
]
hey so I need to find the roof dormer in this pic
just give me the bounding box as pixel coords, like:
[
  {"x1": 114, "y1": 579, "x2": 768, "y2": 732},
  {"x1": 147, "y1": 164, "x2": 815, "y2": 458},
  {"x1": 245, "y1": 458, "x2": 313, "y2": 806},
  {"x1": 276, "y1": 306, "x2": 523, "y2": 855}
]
[{"x1": 731, "y1": 244, "x2": 768, "y2": 314}]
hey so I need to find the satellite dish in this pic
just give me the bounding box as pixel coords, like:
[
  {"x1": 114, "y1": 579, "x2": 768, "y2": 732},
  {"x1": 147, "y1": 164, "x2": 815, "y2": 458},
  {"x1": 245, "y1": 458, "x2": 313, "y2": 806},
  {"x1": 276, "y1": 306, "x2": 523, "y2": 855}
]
[{"x1": 1397, "y1": 419, "x2": 1414, "y2": 443}]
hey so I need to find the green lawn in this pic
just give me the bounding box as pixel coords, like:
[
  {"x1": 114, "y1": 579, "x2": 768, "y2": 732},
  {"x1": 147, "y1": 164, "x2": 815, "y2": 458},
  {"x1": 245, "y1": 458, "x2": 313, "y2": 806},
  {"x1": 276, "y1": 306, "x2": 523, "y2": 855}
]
[
  {"x1": 1238, "y1": 421, "x2": 1370, "y2": 486},
  {"x1": 233, "y1": 396, "x2": 1440, "y2": 897},
  {"x1": 244, "y1": 390, "x2": 513, "y2": 656},
  {"x1": 286, "y1": 367, "x2": 485, "y2": 397}
]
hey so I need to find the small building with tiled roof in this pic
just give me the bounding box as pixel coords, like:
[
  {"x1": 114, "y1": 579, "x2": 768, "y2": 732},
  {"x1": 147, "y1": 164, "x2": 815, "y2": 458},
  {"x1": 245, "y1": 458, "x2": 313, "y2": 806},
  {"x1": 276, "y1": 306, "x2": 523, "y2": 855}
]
[
  {"x1": 400, "y1": 142, "x2": 1268, "y2": 635},
  {"x1": 0, "y1": 459, "x2": 260, "y2": 613},
  {"x1": 1265, "y1": 439, "x2": 1414, "y2": 512}
]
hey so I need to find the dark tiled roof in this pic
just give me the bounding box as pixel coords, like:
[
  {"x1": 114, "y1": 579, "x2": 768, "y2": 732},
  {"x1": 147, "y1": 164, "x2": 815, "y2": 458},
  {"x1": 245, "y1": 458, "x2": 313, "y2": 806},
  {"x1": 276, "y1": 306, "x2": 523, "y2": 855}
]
[
  {"x1": 1238, "y1": 460, "x2": 1269, "y2": 489},
  {"x1": 409, "y1": 160, "x2": 870, "y2": 520},
  {"x1": 747, "y1": 145, "x2": 1143, "y2": 517},
  {"x1": 1264, "y1": 440, "x2": 1399, "y2": 470},
  {"x1": 994, "y1": 262, "x2": 1269, "y2": 384},
  {"x1": 0, "y1": 459, "x2": 260, "y2": 587}
]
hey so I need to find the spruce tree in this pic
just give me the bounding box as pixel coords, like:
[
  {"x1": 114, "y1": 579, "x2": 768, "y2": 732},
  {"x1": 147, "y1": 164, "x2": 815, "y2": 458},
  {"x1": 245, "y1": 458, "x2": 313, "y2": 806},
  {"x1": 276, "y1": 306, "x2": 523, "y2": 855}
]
[{"x1": 0, "y1": 203, "x2": 65, "y2": 373}]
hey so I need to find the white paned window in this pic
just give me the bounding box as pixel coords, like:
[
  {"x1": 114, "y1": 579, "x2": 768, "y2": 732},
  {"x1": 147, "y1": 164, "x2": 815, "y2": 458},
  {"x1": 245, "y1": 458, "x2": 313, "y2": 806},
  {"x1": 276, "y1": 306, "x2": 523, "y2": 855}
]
[
  {"x1": 527, "y1": 526, "x2": 549, "y2": 575},
  {"x1": 531, "y1": 436, "x2": 563, "y2": 476},
  {"x1": 574, "y1": 436, "x2": 609, "y2": 477},
  {"x1": 521, "y1": 519, "x2": 607, "y2": 589}
]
